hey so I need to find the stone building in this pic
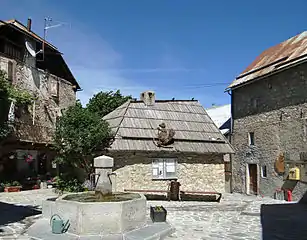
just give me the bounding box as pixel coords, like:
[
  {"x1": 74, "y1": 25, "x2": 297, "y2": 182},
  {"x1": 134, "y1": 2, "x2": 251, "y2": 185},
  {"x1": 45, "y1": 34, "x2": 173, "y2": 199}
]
[
  {"x1": 0, "y1": 19, "x2": 80, "y2": 183},
  {"x1": 226, "y1": 31, "x2": 307, "y2": 200},
  {"x1": 103, "y1": 91, "x2": 234, "y2": 194}
]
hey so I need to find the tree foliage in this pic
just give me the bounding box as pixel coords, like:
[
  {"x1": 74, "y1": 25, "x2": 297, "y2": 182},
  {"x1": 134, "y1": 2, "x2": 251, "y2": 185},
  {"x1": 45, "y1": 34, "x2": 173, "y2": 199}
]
[
  {"x1": 53, "y1": 90, "x2": 131, "y2": 182},
  {"x1": 86, "y1": 90, "x2": 132, "y2": 117},
  {"x1": 53, "y1": 101, "x2": 114, "y2": 176}
]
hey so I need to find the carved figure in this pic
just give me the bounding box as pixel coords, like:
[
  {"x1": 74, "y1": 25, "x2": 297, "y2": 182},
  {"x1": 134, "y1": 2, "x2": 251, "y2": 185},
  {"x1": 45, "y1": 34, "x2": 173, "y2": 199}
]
[{"x1": 156, "y1": 122, "x2": 175, "y2": 147}]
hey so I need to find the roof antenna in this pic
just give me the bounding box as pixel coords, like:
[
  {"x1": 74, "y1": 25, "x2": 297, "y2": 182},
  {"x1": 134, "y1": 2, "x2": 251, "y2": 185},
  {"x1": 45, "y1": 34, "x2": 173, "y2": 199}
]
[
  {"x1": 191, "y1": 97, "x2": 194, "y2": 100},
  {"x1": 40, "y1": 17, "x2": 70, "y2": 61},
  {"x1": 172, "y1": 97, "x2": 175, "y2": 101}
]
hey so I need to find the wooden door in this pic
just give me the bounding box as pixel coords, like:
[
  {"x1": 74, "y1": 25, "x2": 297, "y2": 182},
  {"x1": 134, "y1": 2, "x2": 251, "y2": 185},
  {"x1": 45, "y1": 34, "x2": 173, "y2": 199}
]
[{"x1": 248, "y1": 164, "x2": 258, "y2": 195}]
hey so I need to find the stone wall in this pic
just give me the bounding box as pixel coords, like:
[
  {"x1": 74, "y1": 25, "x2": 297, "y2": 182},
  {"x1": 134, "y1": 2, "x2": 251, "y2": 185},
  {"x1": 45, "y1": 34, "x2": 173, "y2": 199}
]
[
  {"x1": 0, "y1": 55, "x2": 76, "y2": 144},
  {"x1": 108, "y1": 151, "x2": 225, "y2": 193},
  {"x1": 231, "y1": 62, "x2": 307, "y2": 200}
]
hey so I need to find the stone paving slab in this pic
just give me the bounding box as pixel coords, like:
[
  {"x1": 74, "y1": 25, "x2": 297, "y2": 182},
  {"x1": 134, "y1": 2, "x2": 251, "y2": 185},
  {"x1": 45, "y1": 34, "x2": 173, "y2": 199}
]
[
  {"x1": 24, "y1": 218, "x2": 173, "y2": 240},
  {"x1": 0, "y1": 190, "x2": 288, "y2": 240}
]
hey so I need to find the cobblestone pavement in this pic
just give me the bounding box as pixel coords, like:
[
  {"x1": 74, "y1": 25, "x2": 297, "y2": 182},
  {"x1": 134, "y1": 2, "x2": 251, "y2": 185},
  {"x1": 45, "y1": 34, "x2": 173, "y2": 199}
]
[{"x1": 0, "y1": 190, "x2": 287, "y2": 239}]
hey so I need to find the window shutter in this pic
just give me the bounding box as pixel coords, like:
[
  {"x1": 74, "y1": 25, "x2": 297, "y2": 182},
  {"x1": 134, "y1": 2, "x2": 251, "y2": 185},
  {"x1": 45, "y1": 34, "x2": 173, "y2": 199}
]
[
  {"x1": 165, "y1": 159, "x2": 176, "y2": 178},
  {"x1": 50, "y1": 78, "x2": 59, "y2": 98},
  {"x1": 7, "y1": 61, "x2": 13, "y2": 81}
]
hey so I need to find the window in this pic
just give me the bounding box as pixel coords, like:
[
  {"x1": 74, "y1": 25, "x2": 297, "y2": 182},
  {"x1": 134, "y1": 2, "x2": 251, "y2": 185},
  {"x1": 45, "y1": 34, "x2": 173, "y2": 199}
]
[
  {"x1": 261, "y1": 165, "x2": 267, "y2": 178},
  {"x1": 251, "y1": 98, "x2": 258, "y2": 108},
  {"x1": 50, "y1": 78, "x2": 60, "y2": 98},
  {"x1": 152, "y1": 158, "x2": 177, "y2": 180},
  {"x1": 7, "y1": 61, "x2": 13, "y2": 81},
  {"x1": 248, "y1": 132, "x2": 255, "y2": 145}
]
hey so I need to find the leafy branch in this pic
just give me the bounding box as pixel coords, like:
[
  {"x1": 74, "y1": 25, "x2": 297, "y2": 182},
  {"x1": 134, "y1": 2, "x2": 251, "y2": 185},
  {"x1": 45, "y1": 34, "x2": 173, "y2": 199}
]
[{"x1": 0, "y1": 70, "x2": 35, "y2": 105}]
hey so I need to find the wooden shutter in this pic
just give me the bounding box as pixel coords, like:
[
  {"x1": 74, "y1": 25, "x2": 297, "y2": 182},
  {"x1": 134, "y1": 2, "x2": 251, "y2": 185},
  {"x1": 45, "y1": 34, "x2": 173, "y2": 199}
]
[{"x1": 7, "y1": 61, "x2": 13, "y2": 81}]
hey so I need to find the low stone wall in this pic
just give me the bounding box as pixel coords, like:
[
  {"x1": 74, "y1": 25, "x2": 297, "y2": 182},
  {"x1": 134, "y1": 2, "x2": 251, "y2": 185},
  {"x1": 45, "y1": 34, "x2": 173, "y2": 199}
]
[{"x1": 109, "y1": 151, "x2": 225, "y2": 193}]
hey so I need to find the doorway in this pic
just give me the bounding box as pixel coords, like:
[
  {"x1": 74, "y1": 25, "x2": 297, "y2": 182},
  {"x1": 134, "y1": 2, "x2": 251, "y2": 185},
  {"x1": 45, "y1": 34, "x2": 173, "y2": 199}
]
[{"x1": 248, "y1": 164, "x2": 258, "y2": 195}]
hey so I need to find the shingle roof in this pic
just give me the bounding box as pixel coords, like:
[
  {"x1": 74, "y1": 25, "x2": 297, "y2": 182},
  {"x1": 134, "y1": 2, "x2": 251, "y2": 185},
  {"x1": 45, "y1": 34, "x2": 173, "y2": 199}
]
[
  {"x1": 103, "y1": 100, "x2": 234, "y2": 154},
  {"x1": 227, "y1": 31, "x2": 307, "y2": 90}
]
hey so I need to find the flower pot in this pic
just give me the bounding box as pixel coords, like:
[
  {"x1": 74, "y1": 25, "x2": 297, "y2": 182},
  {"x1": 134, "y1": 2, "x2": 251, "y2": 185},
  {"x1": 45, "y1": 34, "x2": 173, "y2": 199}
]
[
  {"x1": 4, "y1": 186, "x2": 22, "y2": 192},
  {"x1": 150, "y1": 206, "x2": 167, "y2": 222}
]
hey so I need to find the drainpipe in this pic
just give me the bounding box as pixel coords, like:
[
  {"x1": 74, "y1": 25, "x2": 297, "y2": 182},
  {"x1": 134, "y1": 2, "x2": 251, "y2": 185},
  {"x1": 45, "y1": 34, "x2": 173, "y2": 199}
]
[{"x1": 227, "y1": 89, "x2": 234, "y2": 193}]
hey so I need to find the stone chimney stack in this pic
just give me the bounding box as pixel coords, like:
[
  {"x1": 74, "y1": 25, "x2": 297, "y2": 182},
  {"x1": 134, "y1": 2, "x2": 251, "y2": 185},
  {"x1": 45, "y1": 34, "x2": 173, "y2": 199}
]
[
  {"x1": 27, "y1": 18, "x2": 32, "y2": 31},
  {"x1": 140, "y1": 90, "x2": 155, "y2": 106}
]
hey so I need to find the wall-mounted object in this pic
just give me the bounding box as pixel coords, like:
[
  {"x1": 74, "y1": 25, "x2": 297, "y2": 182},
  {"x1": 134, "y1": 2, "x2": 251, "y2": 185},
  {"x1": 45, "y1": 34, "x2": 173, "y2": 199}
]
[
  {"x1": 275, "y1": 153, "x2": 285, "y2": 174},
  {"x1": 288, "y1": 167, "x2": 300, "y2": 181}
]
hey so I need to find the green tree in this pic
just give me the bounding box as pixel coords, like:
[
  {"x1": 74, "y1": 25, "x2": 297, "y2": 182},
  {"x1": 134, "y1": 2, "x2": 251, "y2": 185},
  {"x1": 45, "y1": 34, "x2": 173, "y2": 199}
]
[
  {"x1": 86, "y1": 90, "x2": 132, "y2": 117},
  {"x1": 53, "y1": 101, "x2": 113, "y2": 177}
]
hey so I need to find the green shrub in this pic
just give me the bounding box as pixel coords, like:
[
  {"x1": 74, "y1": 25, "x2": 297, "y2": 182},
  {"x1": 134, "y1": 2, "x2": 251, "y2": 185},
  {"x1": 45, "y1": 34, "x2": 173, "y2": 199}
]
[{"x1": 53, "y1": 175, "x2": 84, "y2": 193}]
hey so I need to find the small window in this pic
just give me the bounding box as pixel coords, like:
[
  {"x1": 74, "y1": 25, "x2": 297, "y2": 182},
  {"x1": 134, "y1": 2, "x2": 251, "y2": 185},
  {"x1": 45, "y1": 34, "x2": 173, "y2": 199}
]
[
  {"x1": 251, "y1": 98, "x2": 258, "y2": 108},
  {"x1": 261, "y1": 165, "x2": 267, "y2": 178},
  {"x1": 7, "y1": 61, "x2": 13, "y2": 81},
  {"x1": 50, "y1": 79, "x2": 60, "y2": 98},
  {"x1": 248, "y1": 132, "x2": 255, "y2": 146},
  {"x1": 152, "y1": 158, "x2": 177, "y2": 180}
]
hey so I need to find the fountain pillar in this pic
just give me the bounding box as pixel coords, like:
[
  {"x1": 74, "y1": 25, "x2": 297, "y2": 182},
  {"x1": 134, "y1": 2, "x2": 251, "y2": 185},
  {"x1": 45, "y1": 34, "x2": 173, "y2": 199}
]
[{"x1": 93, "y1": 155, "x2": 114, "y2": 195}]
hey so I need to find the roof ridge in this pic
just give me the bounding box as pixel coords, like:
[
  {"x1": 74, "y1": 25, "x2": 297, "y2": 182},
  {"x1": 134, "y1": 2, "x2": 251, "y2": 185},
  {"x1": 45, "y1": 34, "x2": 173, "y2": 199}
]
[{"x1": 104, "y1": 99, "x2": 131, "y2": 137}]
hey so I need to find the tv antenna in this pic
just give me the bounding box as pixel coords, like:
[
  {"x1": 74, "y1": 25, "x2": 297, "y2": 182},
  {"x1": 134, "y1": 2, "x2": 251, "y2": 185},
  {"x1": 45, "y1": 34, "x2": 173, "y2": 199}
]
[{"x1": 41, "y1": 17, "x2": 70, "y2": 61}]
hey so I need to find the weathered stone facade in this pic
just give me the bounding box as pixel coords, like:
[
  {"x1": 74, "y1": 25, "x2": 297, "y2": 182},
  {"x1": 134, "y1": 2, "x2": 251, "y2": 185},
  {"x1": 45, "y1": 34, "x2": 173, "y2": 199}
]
[
  {"x1": 109, "y1": 151, "x2": 225, "y2": 193},
  {"x1": 0, "y1": 54, "x2": 77, "y2": 180},
  {"x1": 231, "y1": 62, "x2": 307, "y2": 200},
  {"x1": 0, "y1": 55, "x2": 76, "y2": 143}
]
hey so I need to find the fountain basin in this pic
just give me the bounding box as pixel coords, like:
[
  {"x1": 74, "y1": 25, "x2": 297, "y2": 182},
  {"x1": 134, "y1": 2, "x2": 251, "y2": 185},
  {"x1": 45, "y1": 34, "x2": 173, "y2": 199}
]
[{"x1": 42, "y1": 192, "x2": 147, "y2": 236}]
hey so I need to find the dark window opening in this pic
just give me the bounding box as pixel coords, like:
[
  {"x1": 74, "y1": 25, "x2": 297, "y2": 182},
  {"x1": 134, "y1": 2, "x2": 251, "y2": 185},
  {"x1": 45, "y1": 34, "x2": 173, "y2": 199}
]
[
  {"x1": 261, "y1": 165, "x2": 267, "y2": 178},
  {"x1": 7, "y1": 61, "x2": 13, "y2": 81},
  {"x1": 249, "y1": 132, "x2": 255, "y2": 145}
]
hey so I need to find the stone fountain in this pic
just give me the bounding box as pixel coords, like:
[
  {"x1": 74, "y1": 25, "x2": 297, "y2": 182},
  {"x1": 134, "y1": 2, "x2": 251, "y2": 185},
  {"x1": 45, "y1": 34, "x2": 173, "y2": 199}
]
[{"x1": 24, "y1": 155, "x2": 173, "y2": 240}]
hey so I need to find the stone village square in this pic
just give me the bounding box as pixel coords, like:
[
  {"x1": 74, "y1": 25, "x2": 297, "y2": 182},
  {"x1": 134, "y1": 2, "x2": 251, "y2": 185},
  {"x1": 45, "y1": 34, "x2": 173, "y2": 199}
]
[{"x1": 1, "y1": 5, "x2": 307, "y2": 240}]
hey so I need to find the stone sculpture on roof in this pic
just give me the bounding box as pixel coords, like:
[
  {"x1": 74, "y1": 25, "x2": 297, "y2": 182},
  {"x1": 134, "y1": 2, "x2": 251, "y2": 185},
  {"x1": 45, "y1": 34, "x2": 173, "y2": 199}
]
[{"x1": 156, "y1": 122, "x2": 176, "y2": 147}]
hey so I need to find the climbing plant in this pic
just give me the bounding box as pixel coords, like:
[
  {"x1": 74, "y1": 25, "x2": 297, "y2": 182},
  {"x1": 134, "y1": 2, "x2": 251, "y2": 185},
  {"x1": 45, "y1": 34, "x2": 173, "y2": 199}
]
[
  {"x1": 0, "y1": 70, "x2": 35, "y2": 141},
  {"x1": 0, "y1": 70, "x2": 34, "y2": 105}
]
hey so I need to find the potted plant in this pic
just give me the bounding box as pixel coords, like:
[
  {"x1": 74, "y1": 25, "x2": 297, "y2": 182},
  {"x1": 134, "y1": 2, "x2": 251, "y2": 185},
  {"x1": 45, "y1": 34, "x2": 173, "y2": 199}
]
[
  {"x1": 4, "y1": 181, "x2": 22, "y2": 192},
  {"x1": 150, "y1": 205, "x2": 167, "y2": 222}
]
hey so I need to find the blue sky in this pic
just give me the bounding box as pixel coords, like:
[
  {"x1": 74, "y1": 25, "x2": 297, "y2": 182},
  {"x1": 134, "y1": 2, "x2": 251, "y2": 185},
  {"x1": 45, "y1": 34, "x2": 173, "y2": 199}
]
[{"x1": 1, "y1": 0, "x2": 307, "y2": 108}]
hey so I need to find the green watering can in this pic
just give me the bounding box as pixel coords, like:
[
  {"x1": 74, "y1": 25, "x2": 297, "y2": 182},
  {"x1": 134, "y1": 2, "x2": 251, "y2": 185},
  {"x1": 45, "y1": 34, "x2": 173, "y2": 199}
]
[{"x1": 50, "y1": 214, "x2": 70, "y2": 234}]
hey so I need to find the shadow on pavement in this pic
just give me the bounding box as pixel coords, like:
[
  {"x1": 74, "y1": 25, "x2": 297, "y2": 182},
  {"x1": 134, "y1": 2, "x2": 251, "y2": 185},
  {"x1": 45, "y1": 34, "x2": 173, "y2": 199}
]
[
  {"x1": 0, "y1": 201, "x2": 41, "y2": 226},
  {"x1": 261, "y1": 191, "x2": 307, "y2": 240}
]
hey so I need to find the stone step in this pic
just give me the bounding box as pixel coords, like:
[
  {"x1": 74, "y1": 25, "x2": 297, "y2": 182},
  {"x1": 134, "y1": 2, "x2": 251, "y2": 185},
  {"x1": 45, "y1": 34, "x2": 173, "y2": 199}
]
[{"x1": 124, "y1": 222, "x2": 174, "y2": 240}]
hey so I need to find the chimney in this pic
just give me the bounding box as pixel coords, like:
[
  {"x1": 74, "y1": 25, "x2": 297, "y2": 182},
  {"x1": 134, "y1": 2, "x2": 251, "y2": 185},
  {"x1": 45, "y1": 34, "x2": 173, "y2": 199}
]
[
  {"x1": 140, "y1": 90, "x2": 155, "y2": 106},
  {"x1": 27, "y1": 18, "x2": 32, "y2": 31}
]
